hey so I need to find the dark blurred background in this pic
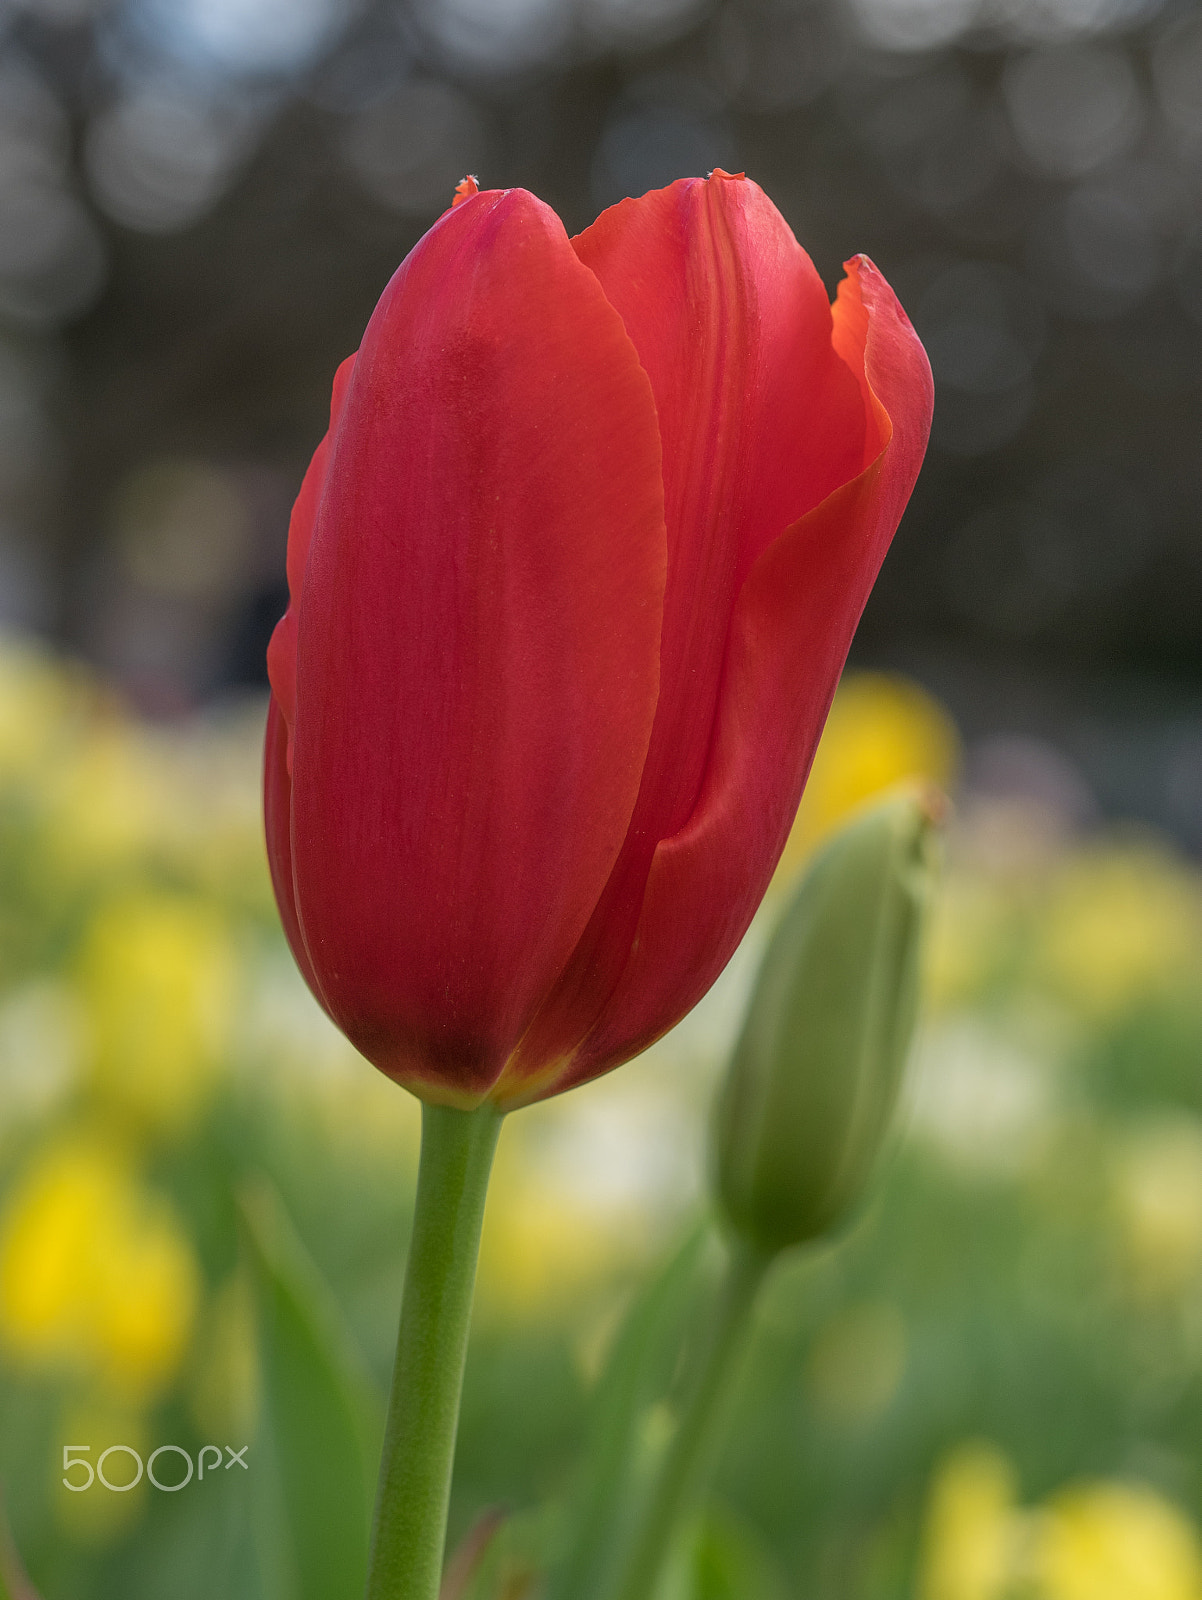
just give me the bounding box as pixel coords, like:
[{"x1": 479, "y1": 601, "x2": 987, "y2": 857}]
[{"x1": 0, "y1": 0, "x2": 1198, "y2": 840}]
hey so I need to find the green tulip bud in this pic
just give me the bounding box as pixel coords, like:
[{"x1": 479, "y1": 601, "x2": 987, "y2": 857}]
[{"x1": 714, "y1": 785, "x2": 943, "y2": 1257}]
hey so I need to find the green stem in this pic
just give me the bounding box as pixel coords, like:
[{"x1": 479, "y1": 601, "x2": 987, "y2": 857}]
[
  {"x1": 610, "y1": 1238, "x2": 771, "y2": 1600},
  {"x1": 365, "y1": 1100, "x2": 503, "y2": 1600}
]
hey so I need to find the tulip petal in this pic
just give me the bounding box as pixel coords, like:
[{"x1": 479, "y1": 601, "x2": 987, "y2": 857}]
[
  {"x1": 290, "y1": 189, "x2": 667, "y2": 1103},
  {"x1": 576, "y1": 174, "x2": 868, "y2": 823},
  {"x1": 529, "y1": 255, "x2": 933, "y2": 1100},
  {"x1": 263, "y1": 693, "x2": 328, "y2": 1011},
  {"x1": 500, "y1": 175, "x2": 869, "y2": 1091},
  {"x1": 265, "y1": 352, "x2": 357, "y2": 770},
  {"x1": 576, "y1": 174, "x2": 869, "y2": 586}
]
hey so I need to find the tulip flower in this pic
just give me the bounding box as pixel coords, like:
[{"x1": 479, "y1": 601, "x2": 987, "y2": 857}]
[
  {"x1": 263, "y1": 172, "x2": 932, "y2": 1600},
  {"x1": 264, "y1": 170, "x2": 932, "y2": 1116}
]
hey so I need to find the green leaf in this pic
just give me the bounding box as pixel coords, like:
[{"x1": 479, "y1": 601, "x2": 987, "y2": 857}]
[
  {"x1": 544, "y1": 1223, "x2": 713, "y2": 1600},
  {"x1": 240, "y1": 1178, "x2": 384, "y2": 1600},
  {"x1": 685, "y1": 1506, "x2": 788, "y2": 1600}
]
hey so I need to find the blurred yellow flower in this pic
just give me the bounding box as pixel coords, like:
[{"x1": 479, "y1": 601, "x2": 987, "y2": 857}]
[
  {"x1": 774, "y1": 673, "x2": 958, "y2": 887},
  {"x1": 77, "y1": 891, "x2": 236, "y2": 1136},
  {"x1": 0, "y1": 979, "x2": 84, "y2": 1131},
  {"x1": 0, "y1": 1132, "x2": 199, "y2": 1401},
  {"x1": 1038, "y1": 845, "x2": 1202, "y2": 1019},
  {"x1": 0, "y1": 635, "x2": 90, "y2": 784},
  {"x1": 155, "y1": 711, "x2": 275, "y2": 911},
  {"x1": 920, "y1": 1447, "x2": 1202, "y2": 1600},
  {"x1": 1113, "y1": 1120, "x2": 1202, "y2": 1299},
  {"x1": 40, "y1": 720, "x2": 170, "y2": 885},
  {"x1": 919, "y1": 1442, "x2": 1022, "y2": 1600},
  {"x1": 477, "y1": 1133, "x2": 636, "y2": 1319},
  {"x1": 1035, "y1": 1482, "x2": 1202, "y2": 1600},
  {"x1": 478, "y1": 1179, "x2": 630, "y2": 1318}
]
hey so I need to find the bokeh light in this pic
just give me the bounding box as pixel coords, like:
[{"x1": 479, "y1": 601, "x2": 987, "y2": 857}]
[
  {"x1": 0, "y1": 0, "x2": 1190, "y2": 842},
  {"x1": 414, "y1": 0, "x2": 572, "y2": 73},
  {"x1": 85, "y1": 87, "x2": 255, "y2": 234},
  {"x1": 1003, "y1": 44, "x2": 1143, "y2": 179},
  {"x1": 340, "y1": 78, "x2": 489, "y2": 215},
  {"x1": 145, "y1": 0, "x2": 353, "y2": 74}
]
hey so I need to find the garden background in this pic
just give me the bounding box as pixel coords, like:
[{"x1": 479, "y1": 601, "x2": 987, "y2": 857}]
[{"x1": 0, "y1": 0, "x2": 1201, "y2": 1596}]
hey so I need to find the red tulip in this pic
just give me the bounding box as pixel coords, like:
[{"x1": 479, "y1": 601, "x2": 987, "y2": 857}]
[{"x1": 264, "y1": 172, "x2": 932, "y2": 1112}]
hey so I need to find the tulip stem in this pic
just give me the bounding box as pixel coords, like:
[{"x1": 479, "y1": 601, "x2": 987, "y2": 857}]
[
  {"x1": 609, "y1": 1237, "x2": 772, "y2": 1600},
  {"x1": 365, "y1": 1100, "x2": 503, "y2": 1600}
]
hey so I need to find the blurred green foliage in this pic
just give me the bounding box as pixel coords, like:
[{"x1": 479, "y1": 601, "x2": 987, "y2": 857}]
[{"x1": 1, "y1": 634, "x2": 1201, "y2": 1600}]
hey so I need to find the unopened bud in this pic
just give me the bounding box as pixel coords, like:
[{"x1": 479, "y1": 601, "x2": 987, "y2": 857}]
[{"x1": 714, "y1": 786, "x2": 943, "y2": 1256}]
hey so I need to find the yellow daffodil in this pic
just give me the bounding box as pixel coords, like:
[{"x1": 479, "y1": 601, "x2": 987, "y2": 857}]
[
  {"x1": 918, "y1": 1442, "x2": 1022, "y2": 1600},
  {"x1": 1035, "y1": 1482, "x2": 1202, "y2": 1600},
  {"x1": 1112, "y1": 1119, "x2": 1202, "y2": 1299},
  {"x1": 1038, "y1": 845, "x2": 1202, "y2": 1019},
  {"x1": 77, "y1": 892, "x2": 236, "y2": 1136},
  {"x1": 0, "y1": 1131, "x2": 199, "y2": 1401},
  {"x1": 774, "y1": 673, "x2": 959, "y2": 888},
  {"x1": 0, "y1": 635, "x2": 90, "y2": 785}
]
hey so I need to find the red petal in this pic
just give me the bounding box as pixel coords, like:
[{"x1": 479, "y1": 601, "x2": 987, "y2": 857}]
[
  {"x1": 265, "y1": 352, "x2": 356, "y2": 771},
  {"x1": 498, "y1": 174, "x2": 868, "y2": 1093},
  {"x1": 290, "y1": 189, "x2": 667, "y2": 1104},
  {"x1": 263, "y1": 693, "x2": 328, "y2": 1010},
  {"x1": 576, "y1": 173, "x2": 866, "y2": 721},
  {"x1": 527, "y1": 254, "x2": 933, "y2": 1100}
]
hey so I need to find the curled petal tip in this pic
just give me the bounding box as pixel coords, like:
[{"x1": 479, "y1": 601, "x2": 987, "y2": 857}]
[
  {"x1": 453, "y1": 175, "x2": 481, "y2": 206},
  {"x1": 708, "y1": 167, "x2": 746, "y2": 181}
]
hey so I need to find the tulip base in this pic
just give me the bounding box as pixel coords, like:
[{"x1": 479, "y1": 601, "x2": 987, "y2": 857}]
[{"x1": 366, "y1": 1099, "x2": 503, "y2": 1600}]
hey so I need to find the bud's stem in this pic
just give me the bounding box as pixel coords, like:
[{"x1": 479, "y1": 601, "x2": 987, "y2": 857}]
[
  {"x1": 610, "y1": 1238, "x2": 772, "y2": 1600},
  {"x1": 365, "y1": 1100, "x2": 503, "y2": 1600}
]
